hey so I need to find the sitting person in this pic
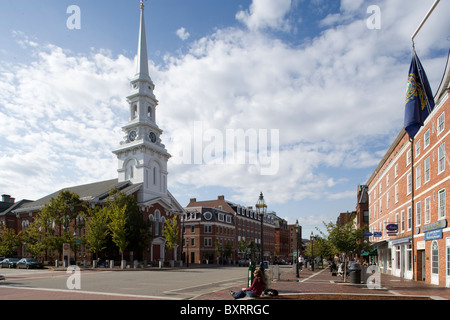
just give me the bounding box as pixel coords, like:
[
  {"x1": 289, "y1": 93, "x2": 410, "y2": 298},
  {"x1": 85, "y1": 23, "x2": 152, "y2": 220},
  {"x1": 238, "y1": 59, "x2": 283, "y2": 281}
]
[{"x1": 230, "y1": 269, "x2": 266, "y2": 299}]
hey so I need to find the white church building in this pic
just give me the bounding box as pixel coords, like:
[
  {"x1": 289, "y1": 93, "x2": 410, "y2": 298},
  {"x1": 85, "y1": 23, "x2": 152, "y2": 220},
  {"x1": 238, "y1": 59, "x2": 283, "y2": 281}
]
[{"x1": 13, "y1": 2, "x2": 185, "y2": 264}]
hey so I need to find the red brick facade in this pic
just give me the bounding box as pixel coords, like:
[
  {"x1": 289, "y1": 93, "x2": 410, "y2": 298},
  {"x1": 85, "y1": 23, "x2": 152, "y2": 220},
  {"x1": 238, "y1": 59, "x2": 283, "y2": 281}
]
[{"x1": 367, "y1": 55, "x2": 450, "y2": 287}]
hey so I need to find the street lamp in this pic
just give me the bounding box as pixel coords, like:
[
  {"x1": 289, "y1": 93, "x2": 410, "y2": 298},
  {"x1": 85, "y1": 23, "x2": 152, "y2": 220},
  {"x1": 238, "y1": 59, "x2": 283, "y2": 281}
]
[
  {"x1": 255, "y1": 192, "x2": 267, "y2": 270},
  {"x1": 295, "y1": 220, "x2": 300, "y2": 278},
  {"x1": 310, "y1": 232, "x2": 316, "y2": 271}
]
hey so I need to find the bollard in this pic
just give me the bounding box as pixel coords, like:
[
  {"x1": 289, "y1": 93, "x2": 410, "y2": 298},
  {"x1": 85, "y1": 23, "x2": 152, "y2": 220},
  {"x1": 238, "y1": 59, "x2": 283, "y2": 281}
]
[{"x1": 247, "y1": 261, "x2": 256, "y2": 287}]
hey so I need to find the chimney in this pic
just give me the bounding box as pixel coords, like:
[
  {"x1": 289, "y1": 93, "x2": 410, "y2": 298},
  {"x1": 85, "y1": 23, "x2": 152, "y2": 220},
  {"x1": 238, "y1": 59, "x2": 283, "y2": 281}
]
[
  {"x1": 1, "y1": 194, "x2": 14, "y2": 203},
  {"x1": 189, "y1": 198, "x2": 197, "y2": 204},
  {"x1": 218, "y1": 195, "x2": 225, "y2": 200}
]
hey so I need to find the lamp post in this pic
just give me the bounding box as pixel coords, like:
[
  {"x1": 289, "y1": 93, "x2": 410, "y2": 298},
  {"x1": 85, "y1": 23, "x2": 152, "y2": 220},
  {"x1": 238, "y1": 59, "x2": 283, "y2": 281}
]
[
  {"x1": 310, "y1": 232, "x2": 315, "y2": 271},
  {"x1": 73, "y1": 231, "x2": 77, "y2": 266},
  {"x1": 255, "y1": 192, "x2": 267, "y2": 270},
  {"x1": 295, "y1": 220, "x2": 300, "y2": 278}
]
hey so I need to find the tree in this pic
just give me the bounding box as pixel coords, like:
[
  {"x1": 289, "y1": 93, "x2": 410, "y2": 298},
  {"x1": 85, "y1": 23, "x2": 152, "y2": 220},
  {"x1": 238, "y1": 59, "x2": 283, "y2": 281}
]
[
  {"x1": 105, "y1": 187, "x2": 150, "y2": 256},
  {"x1": 84, "y1": 206, "x2": 109, "y2": 259},
  {"x1": 0, "y1": 226, "x2": 21, "y2": 257},
  {"x1": 322, "y1": 220, "x2": 370, "y2": 281},
  {"x1": 164, "y1": 216, "x2": 179, "y2": 259},
  {"x1": 107, "y1": 202, "x2": 128, "y2": 264},
  {"x1": 21, "y1": 223, "x2": 47, "y2": 258},
  {"x1": 238, "y1": 239, "x2": 249, "y2": 259},
  {"x1": 32, "y1": 190, "x2": 81, "y2": 258}
]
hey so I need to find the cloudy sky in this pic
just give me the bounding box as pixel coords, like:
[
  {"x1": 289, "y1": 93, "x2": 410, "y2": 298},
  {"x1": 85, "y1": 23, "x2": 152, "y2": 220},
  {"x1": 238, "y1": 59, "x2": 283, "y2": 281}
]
[{"x1": 1, "y1": 0, "x2": 449, "y2": 237}]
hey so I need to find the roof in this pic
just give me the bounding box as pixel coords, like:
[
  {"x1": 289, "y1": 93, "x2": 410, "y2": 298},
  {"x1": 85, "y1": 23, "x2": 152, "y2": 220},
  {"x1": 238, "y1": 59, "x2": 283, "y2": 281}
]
[
  {"x1": 13, "y1": 179, "x2": 131, "y2": 213},
  {"x1": 0, "y1": 199, "x2": 33, "y2": 217}
]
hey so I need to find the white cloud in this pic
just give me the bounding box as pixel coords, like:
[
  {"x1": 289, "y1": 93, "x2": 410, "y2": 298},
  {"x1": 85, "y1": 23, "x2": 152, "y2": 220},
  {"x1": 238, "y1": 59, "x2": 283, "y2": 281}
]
[
  {"x1": 176, "y1": 27, "x2": 190, "y2": 41},
  {"x1": 236, "y1": 0, "x2": 292, "y2": 32},
  {"x1": 2, "y1": 0, "x2": 450, "y2": 212},
  {"x1": 0, "y1": 39, "x2": 134, "y2": 200}
]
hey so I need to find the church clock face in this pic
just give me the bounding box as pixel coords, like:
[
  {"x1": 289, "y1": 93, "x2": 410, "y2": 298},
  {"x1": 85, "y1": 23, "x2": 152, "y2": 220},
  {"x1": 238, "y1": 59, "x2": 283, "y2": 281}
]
[
  {"x1": 128, "y1": 130, "x2": 137, "y2": 142},
  {"x1": 149, "y1": 131, "x2": 157, "y2": 143}
]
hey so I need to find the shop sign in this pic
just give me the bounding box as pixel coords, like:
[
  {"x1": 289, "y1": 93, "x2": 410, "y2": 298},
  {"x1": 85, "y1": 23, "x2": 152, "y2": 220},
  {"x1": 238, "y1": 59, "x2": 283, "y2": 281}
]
[
  {"x1": 417, "y1": 241, "x2": 425, "y2": 250},
  {"x1": 424, "y1": 229, "x2": 443, "y2": 241},
  {"x1": 363, "y1": 232, "x2": 373, "y2": 237},
  {"x1": 386, "y1": 224, "x2": 398, "y2": 232},
  {"x1": 373, "y1": 231, "x2": 382, "y2": 237},
  {"x1": 422, "y1": 220, "x2": 447, "y2": 233}
]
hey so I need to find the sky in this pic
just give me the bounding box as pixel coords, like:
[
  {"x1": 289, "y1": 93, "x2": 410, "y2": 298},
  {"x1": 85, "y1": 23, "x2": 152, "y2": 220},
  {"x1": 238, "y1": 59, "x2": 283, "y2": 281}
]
[{"x1": 1, "y1": 0, "x2": 450, "y2": 238}]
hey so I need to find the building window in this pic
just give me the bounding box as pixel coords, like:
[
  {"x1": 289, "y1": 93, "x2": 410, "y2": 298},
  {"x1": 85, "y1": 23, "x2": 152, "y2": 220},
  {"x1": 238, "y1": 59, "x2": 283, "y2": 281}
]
[
  {"x1": 407, "y1": 149, "x2": 411, "y2": 166},
  {"x1": 155, "y1": 210, "x2": 160, "y2": 236},
  {"x1": 416, "y1": 201, "x2": 421, "y2": 226},
  {"x1": 415, "y1": 164, "x2": 421, "y2": 189},
  {"x1": 438, "y1": 189, "x2": 446, "y2": 219},
  {"x1": 424, "y1": 157, "x2": 430, "y2": 183},
  {"x1": 406, "y1": 244, "x2": 412, "y2": 271},
  {"x1": 437, "y1": 112, "x2": 445, "y2": 135},
  {"x1": 424, "y1": 129, "x2": 430, "y2": 148},
  {"x1": 204, "y1": 225, "x2": 212, "y2": 233},
  {"x1": 425, "y1": 196, "x2": 431, "y2": 224},
  {"x1": 204, "y1": 212, "x2": 212, "y2": 220},
  {"x1": 431, "y1": 241, "x2": 439, "y2": 275},
  {"x1": 407, "y1": 173, "x2": 412, "y2": 195},
  {"x1": 204, "y1": 238, "x2": 212, "y2": 247},
  {"x1": 395, "y1": 184, "x2": 399, "y2": 203},
  {"x1": 438, "y1": 142, "x2": 445, "y2": 174},
  {"x1": 415, "y1": 140, "x2": 420, "y2": 157},
  {"x1": 401, "y1": 210, "x2": 405, "y2": 232},
  {"x1": 386, "y1": 192, "x2": 390, "y2": 209},
  {"x1": 395, "y1": 163, "x2": 399, "y2": 178},
  {"x1": 407, "y1": 206, "x2": 412, "y2": 231}
]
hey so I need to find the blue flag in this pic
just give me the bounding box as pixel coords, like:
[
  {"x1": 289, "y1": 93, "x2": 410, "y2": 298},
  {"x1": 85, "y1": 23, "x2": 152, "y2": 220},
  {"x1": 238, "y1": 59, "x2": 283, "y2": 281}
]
[{"x1": 404, "y1": 51, "x2": 435, "y2": 139}]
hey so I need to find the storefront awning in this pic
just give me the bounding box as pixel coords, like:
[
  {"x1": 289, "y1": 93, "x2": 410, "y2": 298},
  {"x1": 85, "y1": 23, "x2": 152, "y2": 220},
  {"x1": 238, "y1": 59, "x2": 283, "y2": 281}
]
[{"x1": 361, "y1": 248, "x2": 378, "y2": 256}]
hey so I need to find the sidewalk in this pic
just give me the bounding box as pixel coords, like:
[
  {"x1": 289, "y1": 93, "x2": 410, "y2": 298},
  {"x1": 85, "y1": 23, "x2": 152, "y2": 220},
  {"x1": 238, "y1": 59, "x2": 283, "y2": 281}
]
[{"x1": 193, "y1": 266, "x2": 450, "y2": 300}]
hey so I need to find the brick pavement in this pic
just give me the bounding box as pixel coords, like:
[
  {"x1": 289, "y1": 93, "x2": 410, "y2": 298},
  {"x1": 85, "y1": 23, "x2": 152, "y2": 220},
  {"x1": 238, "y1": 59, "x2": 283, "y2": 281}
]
[{"x1": 193, "y1": 266, "x2": 450, "y2": 300}]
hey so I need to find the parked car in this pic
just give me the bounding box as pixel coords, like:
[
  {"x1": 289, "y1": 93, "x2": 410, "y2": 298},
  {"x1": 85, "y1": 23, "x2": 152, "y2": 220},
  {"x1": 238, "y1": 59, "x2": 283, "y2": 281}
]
[
  {"x1": 16, "y1": 258, "x2": 43, "y2": 269},
  {"x1": 0, "y1": 258, "x2": 20, "y2": 268},
  {"x1": 0, "y1": 274, "x2": 5, "y2": 281},
  {"x1": 238, "y1": 259, "x2": 249, "y2": 267}
]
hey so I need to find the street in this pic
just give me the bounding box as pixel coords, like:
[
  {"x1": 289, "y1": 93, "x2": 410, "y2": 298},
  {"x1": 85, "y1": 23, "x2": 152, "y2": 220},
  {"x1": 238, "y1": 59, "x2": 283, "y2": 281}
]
[{"x1": 0, "y1": 265, "x2": 292, "y2": 300}]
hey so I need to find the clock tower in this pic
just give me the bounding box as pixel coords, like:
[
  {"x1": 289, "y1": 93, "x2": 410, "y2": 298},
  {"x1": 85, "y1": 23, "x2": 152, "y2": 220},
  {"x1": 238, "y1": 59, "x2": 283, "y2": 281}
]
[{"x1": 113, "y1": 1, "x2": 170, "y2": 202}]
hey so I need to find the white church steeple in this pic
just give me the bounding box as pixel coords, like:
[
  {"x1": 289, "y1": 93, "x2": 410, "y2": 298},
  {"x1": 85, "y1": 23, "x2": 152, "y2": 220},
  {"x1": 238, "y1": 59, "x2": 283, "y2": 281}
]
[{"x1": 113, "y1": 1, "x2": 171, "y2": 202}]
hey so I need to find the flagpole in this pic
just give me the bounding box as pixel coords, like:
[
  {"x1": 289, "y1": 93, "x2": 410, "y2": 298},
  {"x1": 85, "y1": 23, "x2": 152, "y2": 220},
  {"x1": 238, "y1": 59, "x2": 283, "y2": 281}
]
[
  {"x1": 411, "y1": 0, "x2": 440, "y2": 44},
  {"x1": 410, "y1": 138, "x2": 415, "y2": 281}
]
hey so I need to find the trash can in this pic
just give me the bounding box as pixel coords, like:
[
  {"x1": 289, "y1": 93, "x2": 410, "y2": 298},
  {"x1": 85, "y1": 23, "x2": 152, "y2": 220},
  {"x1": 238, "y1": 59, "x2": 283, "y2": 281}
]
[{"x1": 348, "y1": 262, "x2": 362, "y2": 284}]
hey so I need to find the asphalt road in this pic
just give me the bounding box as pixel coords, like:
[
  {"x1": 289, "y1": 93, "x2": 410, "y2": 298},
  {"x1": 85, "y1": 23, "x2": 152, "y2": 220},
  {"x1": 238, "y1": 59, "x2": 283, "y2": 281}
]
[{"x1": 0, "y1": 265, "x2": 292, "y2": 300}]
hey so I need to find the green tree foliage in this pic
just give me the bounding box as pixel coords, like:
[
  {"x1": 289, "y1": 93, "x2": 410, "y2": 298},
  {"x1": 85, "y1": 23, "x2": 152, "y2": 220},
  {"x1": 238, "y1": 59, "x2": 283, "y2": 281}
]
[
  {"x1": 31, "y1": 190, "x2": 81, "y2": 255},
  {"x1": 164, "y1": 216, "x2": 179, "y2": 252},
  {"x1": 0, "y1": 226, "x2": 21, "y2": 257},
  {"x1": 21, "y1": 223, "x2": 47, "y2": 258},
  {"x1": 106, "y1": 201, "x2": 128, "y2": 261},
  {"x1": 105, "y1": 188, "x2": 150, "y2": 254},
  {"x1": 84, "y1": 206, "x2": 110, "y2": 259}
]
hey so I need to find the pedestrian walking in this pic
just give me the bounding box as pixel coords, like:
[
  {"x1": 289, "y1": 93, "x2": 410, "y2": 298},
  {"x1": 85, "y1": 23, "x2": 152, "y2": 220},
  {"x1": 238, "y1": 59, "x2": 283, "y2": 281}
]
[{"x1": 298, "y1": 254, "x2": 304, "y2": 271}]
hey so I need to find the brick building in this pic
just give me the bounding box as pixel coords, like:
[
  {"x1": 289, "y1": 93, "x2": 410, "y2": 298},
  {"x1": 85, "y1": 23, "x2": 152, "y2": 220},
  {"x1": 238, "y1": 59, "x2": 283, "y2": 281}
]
[
  {"x1": 367, "y1": 51, "x2": 450, "y2": 287},
  {"x1": 182, "y1": 206, "x2": 235, "y2": 264},
  {"x1": 187, "y1": 195, "x2": 284, "y2": 263}
]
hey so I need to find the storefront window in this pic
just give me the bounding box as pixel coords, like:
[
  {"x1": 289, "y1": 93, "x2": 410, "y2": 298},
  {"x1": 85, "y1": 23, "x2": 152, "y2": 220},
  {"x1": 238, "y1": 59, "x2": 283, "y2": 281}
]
[
  {"x1": 432, "y1": 241, "x2": 439, "y2": 275},
  {"x1": 406, "y1": 244, "x2": 412, "y2": 271},
  {"x1": 396, "y1": 245, "x2": 401, "y2": 270}
]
